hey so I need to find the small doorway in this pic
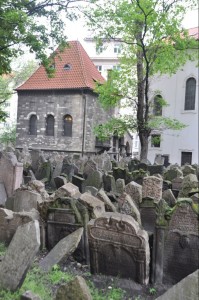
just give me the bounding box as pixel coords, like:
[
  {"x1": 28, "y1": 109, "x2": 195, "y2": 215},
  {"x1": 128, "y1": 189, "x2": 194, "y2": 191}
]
[{"x1": 181, "y1": 152, "x2": 192, "y2": 165}]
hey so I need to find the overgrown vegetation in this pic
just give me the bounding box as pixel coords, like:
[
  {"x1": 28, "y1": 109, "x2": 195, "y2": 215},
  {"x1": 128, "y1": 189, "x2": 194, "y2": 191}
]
[
  {"x1": 0, "y1": 125, "x2": 16, "y2": 147},
  {"x1": 0, "y1": 262, "x2": 126, "y2": 300},
  {"x1": 0, "y1": 242, "x2": 6, "y2": 256}
]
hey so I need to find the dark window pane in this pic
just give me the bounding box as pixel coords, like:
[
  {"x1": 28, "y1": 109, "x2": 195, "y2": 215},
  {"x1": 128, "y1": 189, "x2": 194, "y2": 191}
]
[
  {"x1": 63, "y1": 114, "x2": 72, "y2": 137},
  {"x1": 185, "y1": 78, "x2": 196, "y2": 110},
  {"x1": 46, "y1": 115, "x2": 54, "y2": 136},
  {"x1": 29, "y1": 115, "x2": 37, "y2": 135},
  {"x1": 153, "y1": 95, "x2": 162, "y2": 116},
  {"x1": 181, "y1": 152, "x2": 192, "y2": 165}
]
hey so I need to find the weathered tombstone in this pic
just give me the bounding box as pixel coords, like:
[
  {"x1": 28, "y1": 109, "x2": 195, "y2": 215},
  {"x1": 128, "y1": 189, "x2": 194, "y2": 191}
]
[
  {"x1": 178, "y1": 174, "x2": 198, "y2": 197},
  {"x1": 124, "y1": 181, "x2": 142, "y2": 208},
  {"x1": 162, "y1": 199, "x2": 199, "y2": 284},
  {"x1": 55, "y1": 275, "x2": 92, "y2": 300},
  {"x1": 0, "y1": 208, "x2": 37, "y2": 245},
  {"x1": 171, "y1": 177, "x2": 183, "y2": 191},
  {"x1": 88, "y1": 212, "x2": 150, "y2": 284},
  {"x1": 128, "y1": 158, "x2": 139, "y2": 172},
  {"x1": 30, "y1": 149, "x2": 42, "y2": 173},
  {"x1": 117, "y1": 193, "x2": 141, "y2": 224},
  {"x1": 54, "y1": 183, "x2": 80, "y2": 200},
  {"x1": 0, "y1": 182, "x2": 7, "y2": 207},
  {"x1": 85, "y1": 186, "x2": 98, "y2": 196},
  {"x1": 113, "y1": 167, "x2": 126, "y2": 181},
  {"x1": 79, "y1": 193, "x2": 105, "y2": 218},
  {"x1": 162, "y1": 189, "x2": 176, "y2": 207},
  {"x1": 137, "y1": 162, "x2": 148, "y2": 171},
  {"x1": 0, "y1": 151, "x2": 23, "y2": 197},
  {"x1": 83, "y1": 170, "x2": 103, "y2": 192},
  {"x1": 154, "y1": 154, "x2": 164, "y2": 165},
  {"x1": 115, "y1": 178, "x2": 125, "y2": 195},
  {"x1": 148, "y1": 165, "x2": 164, "y2": 176},
  {"x1": 83, "y1": 159, "x2": 97, "y2": 179},
  {"x1": 12, "y1": 190, "x2": 43, "y2": 212},
  {"x1": 50, "y1": 160, "x2": 63, "y2": 187},
  {"x1": 182, "y1": 164, "x2": 196, "y2": 177},
  {"x1": 140, "y1": 198, "x2": 157, "y2": 234},
  {"x1": 155, "y1": 270, "x2": 199, "y2": 300},
  {"x1": 96, "y1": 189, "x2": 116, "y2": 212},
  {"x1": 54, "y1": 176, "x2": 68, "y2": 189},
  {"x1": 61, "y1": 162, "x2": 79, "y2": 182},
  {"x1": 103, "y1": 174, "x2": 116, "y2": 193},
  {"x1": 142, "y1": 176, "x2": 163, "y2": 202},
  {"x1": 72, "y1": 175, "x2": 85, "y2": 193},
  {"x1": 0, "y1": 220, "x2": 40, "y2": 291},
  {"x1": 164, "y1": 167, "x2": 183, "y2": 181},
  {"x1": 40, "y1": 227, "x2": 83, "y2": 272},
  {"x1": 35, "y1": 160, "x2": 52, "y2": 182}
]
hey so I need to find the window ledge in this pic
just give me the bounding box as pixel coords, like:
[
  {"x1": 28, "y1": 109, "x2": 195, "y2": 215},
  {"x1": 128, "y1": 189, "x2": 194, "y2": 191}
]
[{"x1": 181, "y1": 110, "x2": 197, "y2": 114}]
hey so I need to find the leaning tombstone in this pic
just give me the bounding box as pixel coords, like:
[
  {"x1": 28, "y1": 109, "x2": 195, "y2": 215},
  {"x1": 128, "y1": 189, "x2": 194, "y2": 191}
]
[
  {"x1": 142, "y1": 176, "x2": 163, "y2": 202},
  {"x1": 0, "y1": 220, "x2": 40, "y2": 291}
]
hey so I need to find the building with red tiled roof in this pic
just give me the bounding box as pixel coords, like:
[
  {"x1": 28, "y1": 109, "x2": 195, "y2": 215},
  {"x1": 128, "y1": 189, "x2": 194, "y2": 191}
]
[{"x1": 16, "y1": 41, "x2": 115, "y2": 154}]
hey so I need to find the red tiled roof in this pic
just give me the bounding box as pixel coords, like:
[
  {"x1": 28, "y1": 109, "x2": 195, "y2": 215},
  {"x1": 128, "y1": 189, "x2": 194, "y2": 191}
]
[
  {"x1": 188, "y1": 27, "x2": 199, "y2": 40},
  {"x1": 16, "y1": 41, "x2": 105, "y2": 91}
]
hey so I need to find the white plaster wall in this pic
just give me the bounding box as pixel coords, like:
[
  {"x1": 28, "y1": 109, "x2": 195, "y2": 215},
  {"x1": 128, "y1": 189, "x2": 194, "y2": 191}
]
[{"x1": 148, "y1": 59, "x2": 198, "y2": 165}]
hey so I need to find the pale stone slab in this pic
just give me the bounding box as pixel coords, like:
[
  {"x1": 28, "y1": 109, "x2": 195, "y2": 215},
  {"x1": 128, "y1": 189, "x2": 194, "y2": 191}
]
[
  {"x1": 0, "y1": 182, "x2": 7, "y2": 206},
  {"x1": 13, "y1": 190, "x2": 43, "y2": 212},
  {"x1": 40, "y1": 227, "x2": 83, "y2": 272},
  {"x1": 54, "y1": 182, "x2": 80, "y2": 200},
  {"x1": 79, "y1": 193, "x2": 105, "y2": 218},
  {"x1": 96, "y1": 189, "x2": 116, "y2": 212},
  {"x1": 155, "y1": 270, "x2": 199, "y2": 300},
  {"x1": 0, "y1": 220, "x2": 40, "y2": 291}
]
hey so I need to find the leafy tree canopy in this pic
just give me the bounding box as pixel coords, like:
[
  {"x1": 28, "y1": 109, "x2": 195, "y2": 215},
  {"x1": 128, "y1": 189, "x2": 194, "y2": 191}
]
[
  {"x1": 85, "y1": 0, "x2": 198, "y2": 159},
  {"x1": 0, "y1": 0, "x2": 84, "y2": 76}
]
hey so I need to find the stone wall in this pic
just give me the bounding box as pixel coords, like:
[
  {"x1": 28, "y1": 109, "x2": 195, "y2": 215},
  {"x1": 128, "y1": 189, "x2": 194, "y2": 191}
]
[{"x1": 16, "y1": 90, "x2": 112, "y2": 153}]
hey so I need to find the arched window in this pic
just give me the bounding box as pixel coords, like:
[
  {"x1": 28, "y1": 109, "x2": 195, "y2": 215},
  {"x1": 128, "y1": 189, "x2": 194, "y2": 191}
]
[
  {"x1": 29, "y1": 115, "x2": 37, "y2": 135},
  {"x1": 153, "y1": 95, "x2": 162, "y2": 116},
  {"x1": 185, "y1": 77, "x2": 196, "y2": 110},
  {"x1": 63, "y1": 114, "x2": 72, "y2": 137},
  {"x1": 46, "y1": 115, "x2": 54, "y2": 136}
]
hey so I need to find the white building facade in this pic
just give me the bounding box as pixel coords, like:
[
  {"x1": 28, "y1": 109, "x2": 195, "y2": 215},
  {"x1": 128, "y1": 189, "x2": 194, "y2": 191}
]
[{"x1": 148, "y1": 57, "x2": 198, "y2": 165}]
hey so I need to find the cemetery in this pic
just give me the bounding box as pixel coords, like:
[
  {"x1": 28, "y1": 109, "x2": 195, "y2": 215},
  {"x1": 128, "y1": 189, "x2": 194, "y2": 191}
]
[{"x1": 0, "y1": 148, "x2": 198, "y2": 299}]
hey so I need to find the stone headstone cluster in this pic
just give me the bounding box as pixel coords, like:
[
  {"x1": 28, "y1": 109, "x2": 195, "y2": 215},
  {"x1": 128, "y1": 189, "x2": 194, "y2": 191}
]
[{"x1": 0, "y1": 148, "x2": 198, "y2": 294}]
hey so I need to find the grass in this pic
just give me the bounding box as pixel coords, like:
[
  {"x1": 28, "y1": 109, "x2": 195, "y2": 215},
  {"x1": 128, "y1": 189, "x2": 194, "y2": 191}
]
[
  {"x1": 0, "y1": 262, "x2": 126, "y2": 300},
  {"x1": 0, "y1": 242, "x2": 6, "y2": 256}
]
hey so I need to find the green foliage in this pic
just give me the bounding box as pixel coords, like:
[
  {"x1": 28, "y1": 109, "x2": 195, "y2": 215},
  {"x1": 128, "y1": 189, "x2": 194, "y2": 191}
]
[
  {"x1": 149, "y1": 287, "x2": 157, "y2": 295},
  {"x1": 48, "y1": 264, "x2": 73, "y2": 284},
  {"x1": 85, "y1": 0, "x2": 198, "y2": 159},
  {"x1": 0, "y1": 125, "x2": 16, "y2": 147},
  {"x1": 88, "y1": 281, "x2": 126, "y2": 300},
  {"x1": 0, "y1": 242, "x2": 6, "y2": 256},
  {"x1": 0, "y1": 0, "x2": 80, "y2": 75}
]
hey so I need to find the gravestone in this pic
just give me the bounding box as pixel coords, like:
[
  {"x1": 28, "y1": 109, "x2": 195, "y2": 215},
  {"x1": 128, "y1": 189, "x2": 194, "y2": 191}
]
[
  {"x1": 96, "y1": 189, "x2": 116, "y2": 212},
  {"x1": 61, "y1": 162, "x2": 79, "y2": 182},
  {"x1": 79, "y1": 193, "x2": 105, "y2": 219},
  {"x1": 0, "y1": 220, "x2": 40, "y2": 291},
  {"x1": 140, "y1": 198, "x2": 157, "y2": 234},
  {"x1": 54, "y1": 183, "x2": 80, "y2": 200},
  {"x1": 178, "y1": 174, "x2": 198, "y2": 197},
  {"x1": 115, "y1": 178, "x2": 125, "y2": 195},
  {"x1": 154, "y1": 154, "x2": 164, "y2": 165},
  {"x1": 55, "y1": 275, "x2": 92, "y2": 300},
  {"x1": 88, "y1": 212, "x2": 150, "y2": 284},
  {"x1": 0, "y1": 208, "x2": 37, "y2": 245},
  {"x1": 83, "y1": 159, "x2": 97, "y2": 179},
  {"x1": 40, "y1": 228, "x2": 83, "y2": 272},
  {"x1": 85, "y1": 186, "x2": 98, "y2": 196},
  {"x1": 124, "y1": 181, "x2": 142, "y2": 208},
  {"x1": 112, "y1": 167, "x2": 126, "y2": 181},
  {"x1": 72, "y1": 175, "x2": 85, "y2": 193},
  {"x1": 83, "y1": 170, "x2": 103, "y2": 192},
  {"x1": 54, "y1": 176, "x2": 68, "y2": 189},
  {"x1": 103, "y1": 174, "x2": 116, "y2": 193},
  {"x1": 117, "y1": 193, "x2": 141, "y2": 224},
  {"x1": 142, "y1": 176, "x2": 163, "y2": 202},
  {"x1": 12, "y1": 190, "x2": 43, "y2": 212},
  {"x1": 162, "y1": 189, "x2": 176, "y2": 207},
  {"x1": 0, "y1": 182, "x2": 7, "y2": 207},
  {"x1": 171, "y1": 177, "x2": 183, "y2": 191},
  {"x1": 148, "y1": 165, "x2": 164, "y2": 176},
  {"x1": 182, "y1": 164, "x2": 196, "y2": 177},
  {"x1": 162, "y1": 199, "x2": 199, "y2": 284},
  {"x1": 164, "y1": 167, "x2": 183, "y2": 181}
]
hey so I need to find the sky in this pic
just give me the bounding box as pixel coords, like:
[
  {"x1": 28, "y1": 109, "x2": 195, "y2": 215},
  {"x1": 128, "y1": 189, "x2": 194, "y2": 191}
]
[{"x1": 64, "y1": 7, "x2": 198, "y2": 44}]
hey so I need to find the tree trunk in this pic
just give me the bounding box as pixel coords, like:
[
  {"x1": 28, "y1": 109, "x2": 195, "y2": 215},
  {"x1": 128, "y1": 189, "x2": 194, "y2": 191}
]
[{"x1": 139, "y1": 131, "x2": 149, "y2": 161}]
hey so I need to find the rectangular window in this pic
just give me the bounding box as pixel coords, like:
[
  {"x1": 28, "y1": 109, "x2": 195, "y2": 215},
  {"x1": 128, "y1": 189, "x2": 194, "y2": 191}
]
[
  {"x1": 96, "y1": 46, "x2": 103, "y2": 54},
  {"x1": 114, "y1": 44, "x2": 121, "y2": 54},
  {"x1": 151, "y1": 134, "x2": 161, "y2": 148},
  {"x1": 113, "y1": 65, "x2": 121, "y2": 71},
  {"x1": 181, "y1": 152, "x2": 192, "y2": 165},
  {"x1": 96, "y1": 65, "x2": 102, "y2": 73}
]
